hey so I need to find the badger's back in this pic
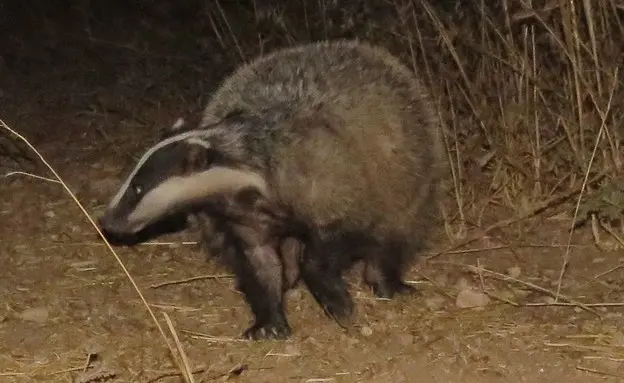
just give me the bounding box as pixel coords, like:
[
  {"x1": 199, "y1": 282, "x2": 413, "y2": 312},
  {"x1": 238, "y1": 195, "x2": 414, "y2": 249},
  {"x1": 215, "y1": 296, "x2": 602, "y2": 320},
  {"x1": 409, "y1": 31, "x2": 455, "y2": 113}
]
[{"x1": 202, "y1": 40, "x2": 444, "y2": 248}]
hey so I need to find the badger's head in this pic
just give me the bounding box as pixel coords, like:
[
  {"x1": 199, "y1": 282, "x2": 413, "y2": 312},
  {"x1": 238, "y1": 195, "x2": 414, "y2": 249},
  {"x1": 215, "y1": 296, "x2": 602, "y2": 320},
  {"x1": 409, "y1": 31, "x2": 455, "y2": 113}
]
[{"x1": 98, "y1": 117, "x2": 268, "y2": 239}]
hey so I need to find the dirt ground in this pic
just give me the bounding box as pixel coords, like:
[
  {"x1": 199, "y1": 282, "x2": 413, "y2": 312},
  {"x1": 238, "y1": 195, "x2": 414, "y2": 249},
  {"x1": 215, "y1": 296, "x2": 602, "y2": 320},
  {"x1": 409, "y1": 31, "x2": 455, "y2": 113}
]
[
  {"x1": 2, "y1": 84, "x2": 624, "y2": 383},
  {"x1": 1, "y1": 3, "x2": 624, "y2": 383}
]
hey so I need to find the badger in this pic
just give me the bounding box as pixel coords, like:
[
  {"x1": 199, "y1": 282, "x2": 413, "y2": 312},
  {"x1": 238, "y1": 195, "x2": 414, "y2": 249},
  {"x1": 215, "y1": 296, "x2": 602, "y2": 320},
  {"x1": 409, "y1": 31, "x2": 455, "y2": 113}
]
[{"x1": 98, "y1": 39, "x2": 445, "y2": 340}]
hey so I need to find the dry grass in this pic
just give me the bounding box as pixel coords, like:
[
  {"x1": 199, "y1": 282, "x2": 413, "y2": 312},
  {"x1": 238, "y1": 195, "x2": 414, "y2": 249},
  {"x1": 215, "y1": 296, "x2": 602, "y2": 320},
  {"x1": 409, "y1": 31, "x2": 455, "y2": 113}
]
[
  {"x1": 1, "y1": 120, "x2": 196, "y2": 382},
  {"x1": 3, "y1": 0, "x2": 622, "y2": 221},
  {"x1": 2, "y1": 0, "x2": 621, "y2": 229}
]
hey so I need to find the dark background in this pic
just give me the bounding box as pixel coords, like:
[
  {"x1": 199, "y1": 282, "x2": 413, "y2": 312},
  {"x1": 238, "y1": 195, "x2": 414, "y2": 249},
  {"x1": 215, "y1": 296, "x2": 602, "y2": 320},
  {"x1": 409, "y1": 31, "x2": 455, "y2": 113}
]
[{"x1": 1, "y1": 0, "x2": 622, "y2": 235}]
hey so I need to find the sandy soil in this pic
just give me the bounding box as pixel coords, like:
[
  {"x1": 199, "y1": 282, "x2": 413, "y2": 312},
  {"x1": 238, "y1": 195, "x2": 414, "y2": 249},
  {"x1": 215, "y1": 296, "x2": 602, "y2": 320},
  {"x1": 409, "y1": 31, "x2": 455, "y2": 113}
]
[
  {"x1": 1, "y1": 98, "x2": 623, "y2": 383},
  {"x1": 1, "y1": 6, "x2": 623, "y2": 381}
]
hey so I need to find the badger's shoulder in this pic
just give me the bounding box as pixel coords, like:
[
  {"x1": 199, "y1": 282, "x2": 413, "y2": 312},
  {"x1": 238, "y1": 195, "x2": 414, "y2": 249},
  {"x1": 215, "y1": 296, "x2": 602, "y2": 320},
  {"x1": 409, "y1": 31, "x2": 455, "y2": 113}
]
[{"x1": 200, "y1": 40, "x2": 429, "y2": 126}]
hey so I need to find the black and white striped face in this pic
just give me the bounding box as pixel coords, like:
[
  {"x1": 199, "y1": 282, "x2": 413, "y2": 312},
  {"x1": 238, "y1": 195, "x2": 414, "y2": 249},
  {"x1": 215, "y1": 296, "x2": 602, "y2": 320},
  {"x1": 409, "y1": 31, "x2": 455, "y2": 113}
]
[{"x1": 98, "y1": 128, "x2": 268, "y2": 237}]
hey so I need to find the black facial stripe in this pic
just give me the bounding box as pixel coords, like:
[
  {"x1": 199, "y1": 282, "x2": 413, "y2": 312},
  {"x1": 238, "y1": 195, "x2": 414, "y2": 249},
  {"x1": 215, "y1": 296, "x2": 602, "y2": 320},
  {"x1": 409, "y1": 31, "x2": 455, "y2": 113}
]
[
  {"x1": 129, "y1": 142, "x2": 189, "y2": 203},
  {"x1": 202, "y1": 148, "x2": 243, "y2": 169}
]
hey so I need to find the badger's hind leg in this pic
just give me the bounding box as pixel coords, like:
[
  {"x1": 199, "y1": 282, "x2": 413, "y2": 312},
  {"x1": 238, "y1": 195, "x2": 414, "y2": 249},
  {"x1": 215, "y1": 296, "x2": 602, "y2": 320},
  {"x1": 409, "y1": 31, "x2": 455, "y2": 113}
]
[
  {"x1": 364, "y1": 240, "x2": 418, "y2": 299},
  {"x1": 299, "y1": 235, "x2": 357, "y2": 328},
  {"x1": 280, "y1": 237, "x2": 303, "y2": 291}
]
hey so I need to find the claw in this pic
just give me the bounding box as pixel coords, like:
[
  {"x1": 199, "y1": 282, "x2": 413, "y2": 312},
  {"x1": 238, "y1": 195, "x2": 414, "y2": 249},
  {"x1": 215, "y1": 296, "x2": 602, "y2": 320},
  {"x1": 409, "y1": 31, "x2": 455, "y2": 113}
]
[
  {"x1": 371, "y1": 280, "x2": 416, "y2": 299},
  {"x1": 243, "y1": 319, "x2": 292, "y2": 340}
]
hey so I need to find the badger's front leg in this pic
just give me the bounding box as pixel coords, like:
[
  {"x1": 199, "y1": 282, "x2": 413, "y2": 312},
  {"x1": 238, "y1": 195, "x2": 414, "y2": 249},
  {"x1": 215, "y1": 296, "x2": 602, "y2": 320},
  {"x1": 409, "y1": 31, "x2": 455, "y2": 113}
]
[
  {"x1": 190, "y1": 210, "x2": 230, "y2": 261},
  {"x1": 228, "y1": 222, "x2": 291, "y2": 340}
]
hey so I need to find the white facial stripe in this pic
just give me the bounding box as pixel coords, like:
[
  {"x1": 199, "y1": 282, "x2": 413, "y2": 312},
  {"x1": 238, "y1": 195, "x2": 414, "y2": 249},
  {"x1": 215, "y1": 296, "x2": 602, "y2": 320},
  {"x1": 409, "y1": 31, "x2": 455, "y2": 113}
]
[
  {"x1": 125, "y1": 166, "x2": 268, "y2": 232},
  {"x1": 107, "y1": 129, "x2": 213, "y2": 209}
]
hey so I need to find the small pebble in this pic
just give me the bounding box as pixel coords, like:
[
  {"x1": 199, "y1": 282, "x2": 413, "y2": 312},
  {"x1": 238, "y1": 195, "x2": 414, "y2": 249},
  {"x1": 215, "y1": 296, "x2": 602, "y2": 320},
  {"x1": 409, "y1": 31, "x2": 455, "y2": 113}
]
[
  {"x1": 507, "y1": 266, "x2": 522, "y2": 278},
  {"x1": 396, "y1": 333, "x2": 414, "y2": 347},
  {"x1": 454, "y1": 277, "x2": 473, "y2": 290},
  {"x1": 611, "y1": 332, "x2": 624, "y2": 347},
  {"x1": 285, "y1": 289, "x2": 302, "y2": 301},
  {"x1": 425, "y1": 294, "x2": 446, "y2": 311},
  {"x1": 539, "y1": 295, "x2": 556, "y2": 304},
  {"x1": 284, "y1": 344, "x2": 301, "y2": 356},
  {"x1": 433, "y1": 273, "x2": 448, "y2": 286},
  {"x1": 456, "y1": 288, "x2": 490, "y2": 309},
  {"x1": 384, "y1": 311, "x2": 397, "y2": 320},
  {"x1": 33, "y1": 354, "x2": 50, "y2": 365},
  {"x1": 360, "y1": 325, "x2": 373, "y2": 337},
  {"x1": 20, "y1": 307, "x2": 49, "y2": 324}
]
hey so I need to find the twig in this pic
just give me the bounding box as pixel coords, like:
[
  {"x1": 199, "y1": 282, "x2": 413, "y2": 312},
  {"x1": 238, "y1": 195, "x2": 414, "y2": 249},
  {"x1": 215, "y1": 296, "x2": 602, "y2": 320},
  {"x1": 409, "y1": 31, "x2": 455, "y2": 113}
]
[
  {"x1": 147, "y1": 365, "x2": 210, "y2": 383},
  {"x1": 593, "y1": 263, "x2": 624, "y2": 280},
  {"x1": 525, "y1": 302, "x2": 624, "y2": 307},
  {"x1": 545, "y1": 342, "x2": 624, "y2": 352},
  {"x1": 181, "y1": 329, "x2": 247, "y2": 343},
  {"x1": 423, "y1": 243, "x2": 592, "y2": 256},
  {"x1": 0, "y1": 119, "x2": 191, "y2": 382},
  {"x1": 149, "y1": 303, "x2": 201, "y2": 312},
  {"x1": 40, "y1": 240, "x2": 199, "y2": 249},
  {"x1": 148, "y1": 363, "x2": 257, "y2": 383},
  {"x1": 557, "y1": 67, "x2": 619, "y2": 301},
  {"x1": 3, "y1": 171, "x2": 61, "y2": 183},
  {"x1": 426, "y1": 169, "x2": 607, "y2": 260},
  {"x1": 150, "y1": 274, "x2": 235, "y2": 289},
  {"x1": 576, "y1": 365, "x2": 624, "y2": 378},
  {"x1": 163, "y1": 312, "x2": 195, "y2": 383},
  {"x1": 45, "y1": 366, "x2": 85, "y2": 376}
]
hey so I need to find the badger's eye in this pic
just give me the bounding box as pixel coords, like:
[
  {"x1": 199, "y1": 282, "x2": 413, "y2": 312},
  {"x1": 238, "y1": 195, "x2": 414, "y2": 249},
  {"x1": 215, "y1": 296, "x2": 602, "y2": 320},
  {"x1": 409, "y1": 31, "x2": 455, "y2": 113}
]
[{"x1": 133, "y1": 184, "x2": 143, "y2": 196}]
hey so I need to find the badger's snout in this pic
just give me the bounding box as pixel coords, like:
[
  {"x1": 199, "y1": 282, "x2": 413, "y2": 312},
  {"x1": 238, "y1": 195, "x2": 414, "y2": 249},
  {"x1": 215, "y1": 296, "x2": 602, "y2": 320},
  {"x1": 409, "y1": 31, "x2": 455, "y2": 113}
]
[
  {"x1": 96, "y1": 212, "x2": 144, "y2": 246},
  {"x1": 97, "y1": 211, "x2": 134, "y2": 236},
  {"x1": 96, "y1": 208, "x2": 191, "y2": 246}
]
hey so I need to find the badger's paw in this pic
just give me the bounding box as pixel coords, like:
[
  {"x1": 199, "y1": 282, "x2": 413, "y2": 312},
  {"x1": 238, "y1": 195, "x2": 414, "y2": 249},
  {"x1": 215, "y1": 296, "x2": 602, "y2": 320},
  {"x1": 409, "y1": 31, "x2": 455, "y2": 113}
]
[
  {"x1": 312, "y1": 284, "x2": 355, "y2": 328},
  {"x1": 371, "y1": 280, "x2": 417, "y2": 299},
  {"x1": 243, "y1": 317, "x2": 292, "y2": 340}
]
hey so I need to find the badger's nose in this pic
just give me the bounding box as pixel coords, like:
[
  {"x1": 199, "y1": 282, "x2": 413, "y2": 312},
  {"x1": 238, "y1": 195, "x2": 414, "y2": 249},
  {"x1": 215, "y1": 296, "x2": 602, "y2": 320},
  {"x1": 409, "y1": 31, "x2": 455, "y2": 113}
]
[
  {"x1": 96, "y1": 214, "x2": 110, "y2": 231},
  {"x1": 95, "y1": 214, "x2": 136, "y2": 246},
  {"x1": 96, "y1": 212, "x2": 127, "y2": 236}
]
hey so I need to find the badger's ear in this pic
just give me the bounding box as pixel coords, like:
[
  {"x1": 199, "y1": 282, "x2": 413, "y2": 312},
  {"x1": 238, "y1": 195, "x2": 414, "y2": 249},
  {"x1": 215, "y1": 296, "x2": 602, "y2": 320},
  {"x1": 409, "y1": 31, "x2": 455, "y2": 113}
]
[
  {"x1": 159, "y1": 117, "x2": 187, "y2": 140},
  {"x1": 171, "y1": 117, "x2": 186, "y2": 131}
]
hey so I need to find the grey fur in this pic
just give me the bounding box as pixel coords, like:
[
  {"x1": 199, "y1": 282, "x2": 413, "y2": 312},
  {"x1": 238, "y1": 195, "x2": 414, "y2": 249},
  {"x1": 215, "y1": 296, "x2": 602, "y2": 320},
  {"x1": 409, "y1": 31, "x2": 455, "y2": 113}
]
[
  {"x1": 193, "y1": 39, "x2": 445, "y2": 336},
  {"x1": 100, "y1": 39, "x2": 446, "y2": 340},
  {"x1": 204, "y1": 39, "x2": 444, "y2": 226}
]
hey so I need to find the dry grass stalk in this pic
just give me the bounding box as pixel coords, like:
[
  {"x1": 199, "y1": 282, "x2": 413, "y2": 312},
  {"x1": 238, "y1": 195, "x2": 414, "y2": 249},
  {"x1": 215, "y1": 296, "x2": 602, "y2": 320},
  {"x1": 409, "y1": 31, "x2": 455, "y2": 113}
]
[
  {"x1": 163, "y1": 312, "x2": 196, "y2": 383},
  {"x1": 0, "y1": 119, "x2": 193, "y2": 383},
  {"x1": 575, "y1": 366, "x2": 624, "y2": 379},
  {"x1": 150, "y1": 273, "x2": 235, "y2": 289},
  {"x1": 557, "y1": 66, "x2": 620, "y2": 300}
]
